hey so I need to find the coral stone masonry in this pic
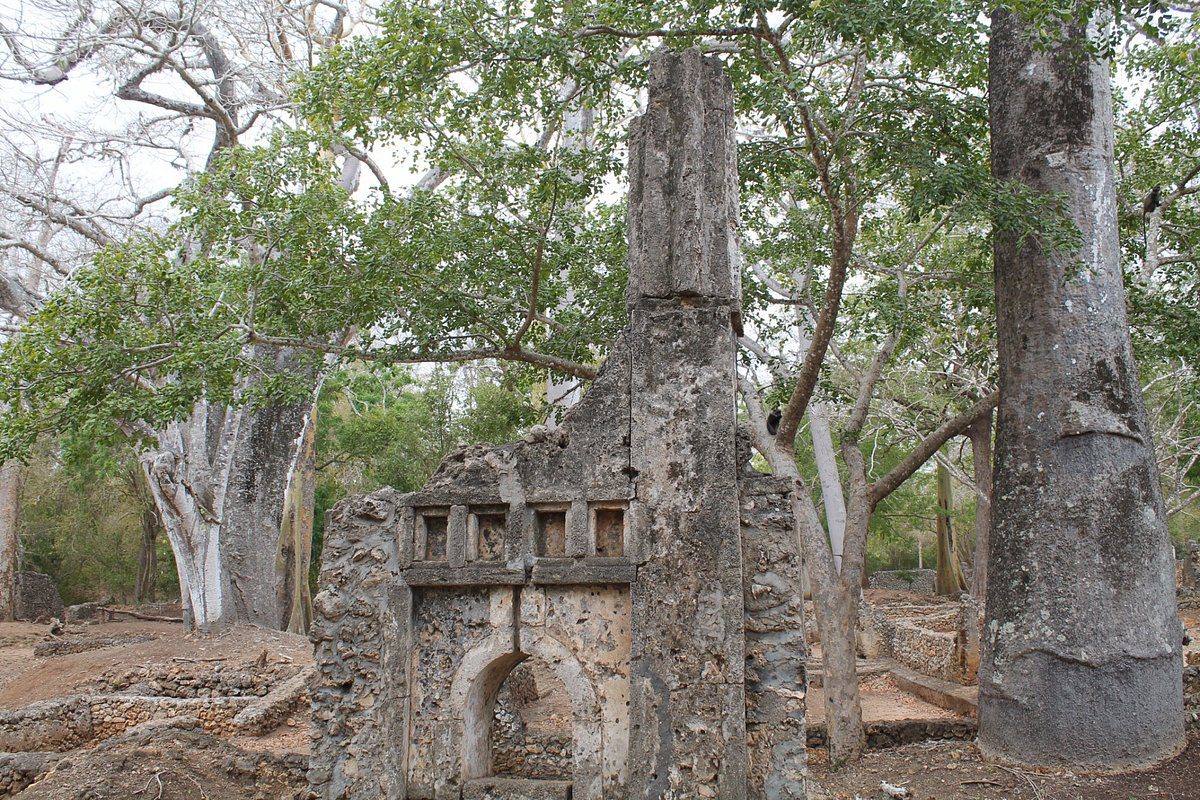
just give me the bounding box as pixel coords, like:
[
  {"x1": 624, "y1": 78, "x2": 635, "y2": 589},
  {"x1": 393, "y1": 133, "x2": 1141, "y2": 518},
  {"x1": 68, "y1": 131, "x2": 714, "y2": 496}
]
[{"x1": 308, "y1": 49, "x2": 808, "y2": 800}]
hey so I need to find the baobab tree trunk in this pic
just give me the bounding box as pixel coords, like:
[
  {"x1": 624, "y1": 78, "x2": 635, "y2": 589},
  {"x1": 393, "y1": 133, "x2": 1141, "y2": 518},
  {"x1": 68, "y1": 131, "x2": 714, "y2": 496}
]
[
  {"x1": 980, "y1": 6, "x2": 1184, "y2": 769},
  {"x1": 144, "y1": 408, "x2": 235, "y2": 631},
  {"x1": 220, "y1": 354, "x2": 316, "y2": 629},
  {"x1": 934, "y1": 459, "x2": 966, "y2": 595},
  {"x1": 145, "y1": 369, "x2": 315, "y2": 632},
  {"x1": 968, "y1": 412, "x2": 992, "y2": 599},
  {"x1": 0, "y1": 461, "x2": 21, "y2": 621}
]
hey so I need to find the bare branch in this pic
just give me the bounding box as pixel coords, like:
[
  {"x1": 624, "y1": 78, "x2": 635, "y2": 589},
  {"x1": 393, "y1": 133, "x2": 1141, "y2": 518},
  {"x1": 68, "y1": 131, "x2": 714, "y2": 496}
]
[{"x1": 869, "y1": 390, "x2": 999, "y2": 509}]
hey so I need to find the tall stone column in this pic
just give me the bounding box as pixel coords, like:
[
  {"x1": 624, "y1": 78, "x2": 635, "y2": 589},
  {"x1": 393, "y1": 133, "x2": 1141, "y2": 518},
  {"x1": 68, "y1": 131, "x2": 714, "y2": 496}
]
[
  {"x1": 980, "y1": 9, "x2": 1184, "y2": 769},
  {"x1": 626, "y1": 49, "x2": 748, "y2": 798}
]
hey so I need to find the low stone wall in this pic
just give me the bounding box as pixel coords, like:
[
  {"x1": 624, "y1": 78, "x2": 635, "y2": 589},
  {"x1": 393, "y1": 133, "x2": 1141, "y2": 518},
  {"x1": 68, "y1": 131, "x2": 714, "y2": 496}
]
[
  {"x1": 887, "y1": 621, "x2": 957, "y2": 680},
  {"x1": 860, "y1": 599, "x2": 978, "y2": 684},
  {"x1": 100, "y1": 661, "x2": 289, "y2": 698},
  {"x1": 88, "y1": 695, "x2": 250, "y2": 739},
  {"x1": 33, "y1": 633, "x2": 155, "y2": 659},
  {"x1": 0, "y1": 697, "x2": 91, "y2": 752},
  {"x1": 868, "y1": 569, "x2": 936, "y2": 595},
  {"x1": 232, "y1": 668, "x2": 314, "y2": 736},
  {"x1": 806, "y1": 718, "x2": 977, "y2": 750},
  {"x1": 0, "y1": 694, "x2": 252, "y2": 752},
  {"x1": 492, "y1": 731, "x2": 574, "y2": 779},
  {"x1": 0, "y1": 751, "x2": 59, "y2": 798}
]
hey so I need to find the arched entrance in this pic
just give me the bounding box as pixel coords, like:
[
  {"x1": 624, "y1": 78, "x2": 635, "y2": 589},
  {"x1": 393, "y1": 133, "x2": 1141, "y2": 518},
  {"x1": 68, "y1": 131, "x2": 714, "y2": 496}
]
[{"x1": 453, "y1": 630, "x2": 603, "y2": 799}]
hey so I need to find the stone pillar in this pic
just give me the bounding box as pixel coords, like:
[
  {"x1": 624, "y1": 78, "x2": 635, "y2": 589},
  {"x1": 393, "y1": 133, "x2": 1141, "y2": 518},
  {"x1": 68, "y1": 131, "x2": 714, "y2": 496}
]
[
  {"x1": 626, "y1": 49, "x2": 748, "y2": 799},
  {"x1": 741, "y1": 478, "x2": 807, "y2": 799},
  {"x1": 309, "y1": 491, "x2": 408, "y2": 800}
]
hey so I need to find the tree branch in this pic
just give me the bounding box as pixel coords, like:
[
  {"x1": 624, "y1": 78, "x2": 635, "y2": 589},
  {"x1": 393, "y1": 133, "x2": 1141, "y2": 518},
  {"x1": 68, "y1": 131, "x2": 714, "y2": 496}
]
[{"x1": 868, "y1": 389, "x2": 999, "y2": 509}]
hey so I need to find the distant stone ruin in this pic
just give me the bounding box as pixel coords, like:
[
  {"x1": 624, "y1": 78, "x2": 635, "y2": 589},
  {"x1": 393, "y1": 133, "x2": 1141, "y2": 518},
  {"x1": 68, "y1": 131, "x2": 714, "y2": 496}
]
[
  {"x1": 308, "y1": 50, "x2": 808, "y2": 800},
  {"x1": 14, "y1": 573, "x2": 63, "y2": 622}
]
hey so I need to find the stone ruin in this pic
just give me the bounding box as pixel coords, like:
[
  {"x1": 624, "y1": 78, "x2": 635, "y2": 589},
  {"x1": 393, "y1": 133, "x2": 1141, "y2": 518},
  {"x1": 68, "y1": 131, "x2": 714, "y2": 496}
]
[
  {"x1": 14, "y1": 572, "x2": 63, "y2": 623},
  {"x1": 309, "y1": 50, "x2": 808, "y2": 800}
]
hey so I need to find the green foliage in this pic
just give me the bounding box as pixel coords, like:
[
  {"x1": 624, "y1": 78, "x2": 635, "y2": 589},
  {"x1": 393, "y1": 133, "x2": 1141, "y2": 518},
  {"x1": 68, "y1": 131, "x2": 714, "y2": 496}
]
[
  {"x1": 309, "y1": 363, "x2": 537, "y2": 592},
  {"x1": 18, "y1": 438, "x2": 179, "y2": 605}
]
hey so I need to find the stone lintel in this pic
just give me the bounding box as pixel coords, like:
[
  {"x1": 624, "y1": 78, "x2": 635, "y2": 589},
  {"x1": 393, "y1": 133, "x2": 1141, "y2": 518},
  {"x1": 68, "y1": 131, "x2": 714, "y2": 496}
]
[
  {"x1": 530, "y1": 558, "x2": 636, "y2": 586},
  {"x1": 402, "y1": 564, "x2": 527, "y2": 587}
]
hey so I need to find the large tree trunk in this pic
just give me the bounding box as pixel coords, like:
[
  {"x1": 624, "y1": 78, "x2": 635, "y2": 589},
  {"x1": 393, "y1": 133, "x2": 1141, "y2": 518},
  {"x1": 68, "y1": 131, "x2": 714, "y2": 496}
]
[
  {"x1": 220, "y1": 353, "x2": 315, "y2": 629},
  {"x1": 968, "y1": 412, "x2": 993, "y2": 599},
  {"x1": 934, "y1": 458, "x2": 967, "y2": 595},
  {"x1": 0, "y1": 461, "x2": 22, "y2": 621},
  {"x1": 980, "y1": 6, "x2": 1184, "y2": 769},
  {"x1": 144, "y1": 369, "x2": 315, "y2": 632}
]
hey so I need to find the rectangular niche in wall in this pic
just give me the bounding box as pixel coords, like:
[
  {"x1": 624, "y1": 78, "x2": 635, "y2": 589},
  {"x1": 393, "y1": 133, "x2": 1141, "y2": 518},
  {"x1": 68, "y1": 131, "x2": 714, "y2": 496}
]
[
  {"x1": 470, "y1": 507, "x2": 507, "y2": 561},
  {"x1": 534, "y1": 505, "x2": 568, "y2": 557},
  {"x1": 591, "y1": 502, "x2": 626, "y2": 557},
  {"x1": 418, "y1": 509, "x2": 450, "y2": 561}
]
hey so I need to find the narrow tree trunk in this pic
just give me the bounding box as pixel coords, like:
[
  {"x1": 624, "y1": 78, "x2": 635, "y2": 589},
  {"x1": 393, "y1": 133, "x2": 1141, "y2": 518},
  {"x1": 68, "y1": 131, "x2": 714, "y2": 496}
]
[
  {"x1": 773, "y1": 454, "x2": 866, "y2": 764},
  {"x1": 968, "y1": 412, "x2": 993, "y2": 599},
  {"x1": 135, "y1": 515, "x2": 158, "y2": 605},
  {"x1": 935, "y1": 458, "x2": 966, "y2": 595},
  {"x1": 0, "y1": 461, "x2": 22, "y2": 621},
  {"x1": 811, "y1": 580, "x2": 863, "y2": 765},
  {"x1": 276, "y1": 401, "x2": 316, "y2": 634},
  {"x1": 135, "y1": 505, "x2": 160, "y2": 605},
  {"x1": 811, "y1": 401, "x2": 847, "y2": 573},
  {"x1": 980, "y1": 6, "x2": 1184, "y2": 769}
]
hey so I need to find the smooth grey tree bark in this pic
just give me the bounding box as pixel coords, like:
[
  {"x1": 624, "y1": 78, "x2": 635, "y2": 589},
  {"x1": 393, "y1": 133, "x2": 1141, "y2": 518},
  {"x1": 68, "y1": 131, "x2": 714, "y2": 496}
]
[
  {"x1": 145, "y1": 359, "x2": 316, "y2": 632},
  {"x1": 979, "y1": 6, "x2": 1184, "y2": 769}
]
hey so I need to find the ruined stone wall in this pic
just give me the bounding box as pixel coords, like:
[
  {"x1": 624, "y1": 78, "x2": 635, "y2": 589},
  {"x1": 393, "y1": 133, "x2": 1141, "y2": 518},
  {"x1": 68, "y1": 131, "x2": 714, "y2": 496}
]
[
  {"x1": 307, "y1": 48, "x2": 808, "y2": 800},
  {"x1": 406, "y1": 586, "x2": 515, "y2": 796},
  {"x1": 859, "y1": 598, "x2": 981, "y2": 685},
  {"x1": 625, "y1": 49, "x2": 749, "y2": 800},
  {"x1": 740, "y1": 476, "x2": 807, "y2": 799},
  {"x1": 15, "y1": 572, "x2": 63, "y2": 621},
  {"x1": 0, "y1": 694, "x2": 253, "y2": 752},
  {"x1": 308, "y1": 492, "x2": 407, "y2": 800},
  {"x1": 867, "y1": 569, "x2": 936, "y2": 595},
  {"x1": 401, "y1": 583, "x2": 631, "y2": 799}
]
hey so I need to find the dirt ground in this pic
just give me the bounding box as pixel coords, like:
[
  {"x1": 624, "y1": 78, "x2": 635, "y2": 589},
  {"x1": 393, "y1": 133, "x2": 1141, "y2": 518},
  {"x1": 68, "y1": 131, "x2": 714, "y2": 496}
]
[
  {"x1": 2, "y1": 602, "x2": 1196, "y2": 799},
  {"x1": 0, "y1": 620, "x2": 311, "y2": 712},
  {"x1": 811, "y1": 728, "x2": 1200, "y2": 800},
  {"x1": 806, "y1": 673, "x2": 963, "y2": 725},
  {"x1": 1, "y1": 619, "x2": 314, "y2": 799},
  {"x1": 15, "y1": 723, "x2": 308, "y2": 800}
]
